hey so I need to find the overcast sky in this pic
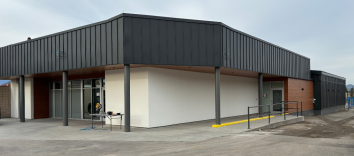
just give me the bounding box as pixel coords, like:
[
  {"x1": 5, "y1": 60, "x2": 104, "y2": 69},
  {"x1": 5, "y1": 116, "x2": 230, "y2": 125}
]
[{"x1": 0, "y1": 0, "x2": 353, "y2": 85}]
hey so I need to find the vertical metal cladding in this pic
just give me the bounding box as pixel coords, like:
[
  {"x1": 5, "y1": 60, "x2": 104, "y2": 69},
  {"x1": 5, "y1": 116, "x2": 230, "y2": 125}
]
[
  {"x1": 0, "y1": 17, "x2": 123, "y2": 78},
  {"x1": 312, "y1": 71, "x2": 346, "y2": 110},
  {"x1": 123, "y1": 16, "x2": 222, "y2": 66},
  {"x1": 221, "y1": 25, "x2": 311, "y2": 80},
  {"x1": 0, "y1": 13, "x2": 312, "y2": 81}
]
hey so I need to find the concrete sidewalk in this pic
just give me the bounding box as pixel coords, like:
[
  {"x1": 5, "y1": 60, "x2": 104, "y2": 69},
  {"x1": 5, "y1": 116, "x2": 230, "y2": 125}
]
[{"x1": 0, "y1": 115, "x2": 302, "y2": 142}]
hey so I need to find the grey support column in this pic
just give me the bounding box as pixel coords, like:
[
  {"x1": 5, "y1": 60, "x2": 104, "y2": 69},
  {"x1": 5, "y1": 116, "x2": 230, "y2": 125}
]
[
  {"x1": 62, "y1": 71, "x2": 68, "y2": 126},
  {"x1": 215, "y1": 67, "x2": 221, "y2": 125},
  {"x1": 258, "y1": 73, "x2": 263, "y2": 116},
  {"x1": 19, "y1": 75, "x2": 25, "y2": 122},
  {"x1": 124, "y1": 64, "x2": 130, "y2": 132}
]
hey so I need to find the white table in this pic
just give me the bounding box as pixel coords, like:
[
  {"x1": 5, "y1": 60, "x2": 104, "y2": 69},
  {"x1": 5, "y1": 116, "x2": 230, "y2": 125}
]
[{"x1": 89, "y1": 113, "x2": 124, "y2": 131}]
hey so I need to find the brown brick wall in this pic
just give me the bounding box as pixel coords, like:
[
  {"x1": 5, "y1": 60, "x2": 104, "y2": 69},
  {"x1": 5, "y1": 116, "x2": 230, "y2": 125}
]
[
  {"x1": 287, "y1": 78, "x2": 314, "y2": 111},
  {"x1": 0, "y1": 86, "x2": 11, "y2": 118}
]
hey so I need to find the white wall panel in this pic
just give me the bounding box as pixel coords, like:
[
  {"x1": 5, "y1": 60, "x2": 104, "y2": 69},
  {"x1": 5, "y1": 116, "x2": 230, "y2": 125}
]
[
  {"x1": 10, "y1": 80, "x2": 18, "y2": 118},
  {"x1": 10, "y1": 78, "x2": 34, "y2": 119},
  {"x1": 148, "y1": 67, "x2": 258, "y2": 127},
  {"x1": 106, "y1": 67, "x2": 258, "y2": 128},
  {"x1": 25, "y1": 78, "x2": 34, "y2": 119},
  {"x1": 105, "y1": 68, "x2": 149, "y2": 127}
]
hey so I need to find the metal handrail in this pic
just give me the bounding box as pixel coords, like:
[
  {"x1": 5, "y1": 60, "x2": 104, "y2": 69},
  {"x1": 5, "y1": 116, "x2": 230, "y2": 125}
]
[{"x1": 247, "y1": 101, "x2": 302, "y2": 129}]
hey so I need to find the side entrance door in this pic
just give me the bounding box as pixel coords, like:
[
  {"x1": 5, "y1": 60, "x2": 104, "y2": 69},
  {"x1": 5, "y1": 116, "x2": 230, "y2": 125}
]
[{"x1": 270, "y1": 89, "x2": 284, "y2": 113}]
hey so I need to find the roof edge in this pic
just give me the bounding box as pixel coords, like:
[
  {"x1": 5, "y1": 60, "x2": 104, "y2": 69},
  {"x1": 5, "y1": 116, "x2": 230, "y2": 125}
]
[{"x1": 311, "y1": 70, "x2": 346, "y2": 80}]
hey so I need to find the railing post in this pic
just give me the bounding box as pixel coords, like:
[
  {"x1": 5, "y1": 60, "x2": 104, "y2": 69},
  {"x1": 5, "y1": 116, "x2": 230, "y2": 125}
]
[
  {"x1": 268, "y1": 105, "x2": 270, "y2": 124},
  {"x1": 301, "y1": 101, "x2": 303, "y2": 116},
  {"x1": 248, "y1": 107, "x2": 250, "y2": 129},
  {"x1": 297, "y1": 102, "x2": 298, "y2": 117}
]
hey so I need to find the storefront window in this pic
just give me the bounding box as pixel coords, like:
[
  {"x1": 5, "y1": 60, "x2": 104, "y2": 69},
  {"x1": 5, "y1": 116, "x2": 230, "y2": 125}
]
[
  {"x1": 92, "y1": 79, "x2": 100, "y2": 88},
  {"x1": 83, "y1": 80, "x2": 92, "y2": 88},
  {"x1": 71, "y1": 80, "x2": 81, "y2": 88},
  {"x1": 51, "y1": 78, "x2": 104, "y2": 120}
]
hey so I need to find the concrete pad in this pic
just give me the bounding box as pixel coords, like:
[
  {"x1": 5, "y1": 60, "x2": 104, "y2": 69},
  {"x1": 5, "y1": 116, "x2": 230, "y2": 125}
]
[{"x1": 0, "y1": 115, "x2": 303, "y2": 142}]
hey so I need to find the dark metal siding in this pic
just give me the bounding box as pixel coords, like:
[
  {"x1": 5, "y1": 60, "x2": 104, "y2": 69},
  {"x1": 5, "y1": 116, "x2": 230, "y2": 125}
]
[
  {"x1": 123, "y1": 16, "x2": 222, "y2": 67},
  {"x1": 0, "y1": 13, "x2": 311, "y2": 80},
  {"x1": 222, "y1": 26, "x2": 311, "y2": 80},
  {"x1": 312, "y1": 71, "x2": 346, "y2": 110},
  {"x1": 0, "y1": 17, "x2": 124, "y2": 77}
]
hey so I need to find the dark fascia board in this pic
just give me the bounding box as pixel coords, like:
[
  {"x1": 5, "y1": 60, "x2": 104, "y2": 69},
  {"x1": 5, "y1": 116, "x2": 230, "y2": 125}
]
[
  {"x1": 2, "y1": 13, "x2": 309, "y2": 62},
  {"x1": 311, "y1": 70, "x2": 346, "y2": 80},
  {"x1": 221, "y1": 23, "x2": 310, "y2": 60}
]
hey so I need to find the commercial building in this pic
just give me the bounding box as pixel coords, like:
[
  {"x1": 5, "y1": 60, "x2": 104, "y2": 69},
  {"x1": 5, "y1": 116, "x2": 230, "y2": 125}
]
[{"x1": 0, "y1": 13, "x2": 346, "y2": 131}]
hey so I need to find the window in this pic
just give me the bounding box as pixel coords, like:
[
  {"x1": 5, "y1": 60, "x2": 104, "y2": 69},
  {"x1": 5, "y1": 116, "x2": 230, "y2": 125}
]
[
  {"x1": 92, "y1": 79, "x2": 100, "y2": 88},
  {"x1": 83, "y1": 80, "x2": 92, "y2": 88},
  {"x1": 71, "y1": 80, "x2": 81, "y2": 88},
  {"x1": 55, "y1": 82, "x2": 62, "y2": 89}
]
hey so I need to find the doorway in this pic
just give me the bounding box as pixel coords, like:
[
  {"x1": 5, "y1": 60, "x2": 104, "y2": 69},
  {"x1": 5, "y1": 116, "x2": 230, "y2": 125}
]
[
  {"x1": 262, "y1": 81, "x2": 284, "y2": 114},
  {"x1": 271, "y1": 89, "x2": 284, "y2": 113}
]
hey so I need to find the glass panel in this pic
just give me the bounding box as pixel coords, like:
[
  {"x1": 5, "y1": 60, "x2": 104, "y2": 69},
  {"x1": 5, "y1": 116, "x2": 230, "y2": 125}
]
[
  {"x1": 83, "y1": 80, "x2": 92, "y2": 88},
  {"x1": 72, "y1": 80, "x2": 81, "y2": 88},
  {"x1": 68, "y1": 81, "x2": 71, "y2": 88},
  {"x1": 55, "y1": 90, "x2": 62, "y2": 117},
  {"x1": 102, "y1": 79, "x2": 105, "y2": 88},
  {"x1": 92, "y1": 88, "x2": 100, "y2": 120},
  {"x1": 71, "y1": 89, "x2": 81, "y2": 119},
  {"x1": 68, "y1": 90, "x2": 71, "y2": 118},
  {"x1": 83, "y1": 89, "x2": 91, "y2": 119},
  {"x1": 271, "y1": 81, "x2": 283, "y2": 88},
  {"x1": 92, "y1": 79, "x2": 100, "y2": 88},
  {"x1": 49, "y1": 89, "x2": 53, "y2": 117},
  {"x1": 262, "y1": 82, "x2": 271, "y2": 113},
  {"x1": 55, "y1": 82, "x2": 62, "y2": 89}
]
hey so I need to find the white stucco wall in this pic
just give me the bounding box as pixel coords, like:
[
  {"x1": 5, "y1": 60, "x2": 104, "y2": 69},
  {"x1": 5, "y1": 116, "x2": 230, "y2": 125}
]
[
  {"x1": 25, "y1": 78, "x2": 34, "y2": 119},
  {"x1": 10, "y1": 78, "x2": 34, "y2": 119},
  {"x1": 148, "y1": 67, "x2": 258, "y2": 127},
  {"x1": 10, "y1": 79, "x2": 18, "y2": 118},
  {"x1": 105, "y1": 68, "x2": 149, "y2": 127},
  {"x1": 105, "y1": 67, "x2": 258, "y2": 128}
]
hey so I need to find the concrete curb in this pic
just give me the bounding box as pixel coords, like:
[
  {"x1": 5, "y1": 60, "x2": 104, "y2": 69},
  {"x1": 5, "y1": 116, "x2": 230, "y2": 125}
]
[{"x1": 246, "y1": 116, "x2": 304, "y2": 131}]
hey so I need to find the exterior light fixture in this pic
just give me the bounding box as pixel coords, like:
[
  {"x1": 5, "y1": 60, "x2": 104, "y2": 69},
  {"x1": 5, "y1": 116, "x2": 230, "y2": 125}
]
[{"x1": 302, "y1": 88, "x2": 304, "y2": 90}]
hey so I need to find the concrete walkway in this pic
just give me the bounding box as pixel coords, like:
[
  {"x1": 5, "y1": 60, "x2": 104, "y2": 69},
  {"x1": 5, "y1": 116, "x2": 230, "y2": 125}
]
[{"x1": 0, "y1": 115, "x2": 302, "y2": 142}]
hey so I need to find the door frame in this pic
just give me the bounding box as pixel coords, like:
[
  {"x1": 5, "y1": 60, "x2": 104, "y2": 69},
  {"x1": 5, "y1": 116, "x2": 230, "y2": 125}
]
[{"x1": 270, "y1": 88, "x2": 284, "y2": 113}]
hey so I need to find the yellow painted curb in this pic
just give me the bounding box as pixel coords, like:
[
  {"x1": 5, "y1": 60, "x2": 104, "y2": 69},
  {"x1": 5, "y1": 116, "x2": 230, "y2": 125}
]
[
  {"x1": 212, "y1": 116, "x2": 275, "y2": 128},
  {"x1": 281, "y1": 113, "x2": 290, "y2": 115}
]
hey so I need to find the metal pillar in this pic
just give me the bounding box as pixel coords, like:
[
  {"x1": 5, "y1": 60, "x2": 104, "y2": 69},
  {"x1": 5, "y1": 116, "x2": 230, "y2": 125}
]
[
  {"x1": 258, "y1": 73, "x2": 263, "y2": 116},
  {"x1": 62, "y1": 71, "x2": 68, "y2": 126},
  {"x1": 215, "y1": 67, "x2": 220, "y2": 125},
  {"x1": 19, "y1": 75, "x2": 25, "y2": 122},
  {"x1": 124, "y1": 64, "x2": 130, "y2": 132}
]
